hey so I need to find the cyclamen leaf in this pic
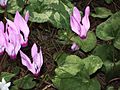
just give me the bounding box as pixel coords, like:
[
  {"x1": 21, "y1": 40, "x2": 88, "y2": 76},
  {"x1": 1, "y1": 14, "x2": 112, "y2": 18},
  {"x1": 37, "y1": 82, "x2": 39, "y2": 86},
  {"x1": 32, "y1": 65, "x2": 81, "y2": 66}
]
[
  {"x1": 13, "y1": 75, "x2": 36, "y2": 89},
  {"x1": 105, "y1": 0, "x2": 113, "y2": 4},
  {"x1": 1, "y1": 72, "x2": 15, "y2": 82},
  {"x1": 71, "y1": 31, "x2": 97, "y2": 52},
  {"x1": 53, "y1": 55, "x2": 102, "y2": 90},
  {"x1": 91, "y1": 7, "x2": 112, "y2": 18},
  {"x1": 96, "y1": 11, "x2": 120, "y2": 49}
]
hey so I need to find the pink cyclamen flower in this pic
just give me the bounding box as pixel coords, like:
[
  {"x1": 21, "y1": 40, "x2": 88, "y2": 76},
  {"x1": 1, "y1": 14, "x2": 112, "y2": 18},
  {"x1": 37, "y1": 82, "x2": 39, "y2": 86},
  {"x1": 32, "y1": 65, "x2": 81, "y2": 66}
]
[
  {"x1": 0, "y1": 21, "x2": 6, "y2": 55},
  {"x1": 14, "y1": 11, "x2": 30, "y2": 47},
  {"x1": 20, "y1": 43, "x2": 43, "y2": 76},
  {"x1": 70, "y1": 6, "x2": 90, "y2": 39},
  {"x1": 0, "y1": 0, "x2": 7, "y2": 8},
  {"x1": 5, "y1": 18, "x2": 21, "y2": 59}
]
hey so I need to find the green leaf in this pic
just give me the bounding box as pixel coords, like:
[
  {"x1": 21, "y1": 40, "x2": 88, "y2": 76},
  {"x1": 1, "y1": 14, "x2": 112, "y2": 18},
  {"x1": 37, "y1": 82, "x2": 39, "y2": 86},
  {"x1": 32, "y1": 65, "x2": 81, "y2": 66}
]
[
  {"x1": 96, "y1": 11, "x2": 120, "y2": 49},
  {"x1": 53, "y1": 52, "x2": 69, "y2": 66},
  {"x1": 53, "y1": 75, "x2": 100, "y2": 90},
  {"x1": 30, "y1": 10, "x2": 52, "y2": 23},
  {"x1": 0, "y1": 0, "x2": 22, "y2": 14},
  {"x1": 53, "y1": 55, "x2": 102, "y2": 90},
  {"x1": 55, "y1": 55, "x2": 84, "y2": 77},
  {"x1": 1, "y1": 72, "x2": 15, "y2": 82},
  {"x1": 7, "y1": 0, "x2": 22, "y2": 14},
  {"x1": 26, "y1": 0, "x2": 73, "y2": 29},
  {"x1": 83, "y1": 55, "x2": 103, "y2": 75},
  {"x1": 71, "y1": 31, "x2": 97, "y2": 52},
  {"x1": 10, "y1": 86, "x2": 19, "y2": 90},
  {"x1": 106, "y1": 86, "x2": 114, "y2": 90},
  {"x1": 105, "y1": 0, "x2": 113, "y2": 4},
  {"x1": 92, "y1": 44, "x2": 120, "y2": 81},
  {"x1": 13, "y1": 75, "x2": 36, "y2": 89},
  {"x1": 91, "y1": 7, "x2": 112, "y2": 18}
]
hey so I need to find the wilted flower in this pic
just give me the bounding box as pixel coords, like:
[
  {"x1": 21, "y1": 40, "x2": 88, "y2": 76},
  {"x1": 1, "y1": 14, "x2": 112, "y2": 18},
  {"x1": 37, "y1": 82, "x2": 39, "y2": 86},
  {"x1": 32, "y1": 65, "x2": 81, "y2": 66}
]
[
  {"x1": 0, "y1": 78, "x2": 11, "y2": 90},
  {"x1": 14, "y1": 11, "x2": 30, "y2": 47},
  {"x1": 0, "y1": 0, "x2": 7, "y2": 8},
  {"x1": 70, "y1": 6, "x2": 90, "y2": 39},
  {"x1": 71, "y1": 42, "x2": 79, "y2": 51},
  {"x1": 20, "y1": 43, "x2": 43, "y2": 76}
]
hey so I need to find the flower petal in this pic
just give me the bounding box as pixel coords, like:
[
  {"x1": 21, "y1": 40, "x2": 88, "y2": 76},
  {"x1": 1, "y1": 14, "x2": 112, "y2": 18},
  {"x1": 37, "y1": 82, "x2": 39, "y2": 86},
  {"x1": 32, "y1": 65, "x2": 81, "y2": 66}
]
[
  {"x1": 31, "y1": 43, "x2": 38, "y2": 58},
  {"x1": 80, "y1": 25, "x2": 87, "y2": 39},
  {"x1": 20, "y1": 50, "x2": 35, "y2": 74},
  {"x1": 82, "y1": 6, "x2": 90, "y2": 32},
  {"x1": 73, "y1": 7, "x2": 81, "y2": 23},
  {"x1": 32, "y1": 46, "x2": 43, "y2": 75},
  {"x1": 2, "y1": 78, "x2": 6, "y2": 84},
  {"x1": 0, "y1": 21, "x2": 5, "y2": 54},
  {"x1": 0, "y1": 21, "x2": 4, "y2": 32},
  {"x1": 39, "y1": 47, "x2": 43, "y2": 67},
  {"x1": 6, "y1": 18, "x2": 20, "y2": 34},
  {"x1": 24, "y1": 11, "x2": 29, "y2": 22},
  {"x1": 5, "y1": 82, "x2": 11, "y2": 87},
  {"x1": 14, "y1": 11, "x2": 30, "y2": 41},
  {"x1": 70, "y1": 15, "x2": 81, "y2": 35}
]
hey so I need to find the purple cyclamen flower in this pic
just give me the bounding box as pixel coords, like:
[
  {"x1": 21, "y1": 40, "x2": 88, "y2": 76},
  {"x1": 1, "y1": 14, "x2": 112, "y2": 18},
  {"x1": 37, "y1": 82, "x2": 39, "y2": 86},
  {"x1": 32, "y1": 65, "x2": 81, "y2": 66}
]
[
  {"x1": 0, "y1": 21, "x2": 6, "y2": 55},
  {"x1": 5, "y1": 19, "x2": 21, "y2": 59},
  {"x1": 14, "y1": 11, "x2": 30, "y2": 47},
  {"x1": 0, "y1": 0, "x2": 7, "y2": 8},
  {"x1": 20, "y1": 43, "x2": 43, "y2": 77},
  {"x1": 70, "y1": 6, "x2": 90, "y2": 39}
]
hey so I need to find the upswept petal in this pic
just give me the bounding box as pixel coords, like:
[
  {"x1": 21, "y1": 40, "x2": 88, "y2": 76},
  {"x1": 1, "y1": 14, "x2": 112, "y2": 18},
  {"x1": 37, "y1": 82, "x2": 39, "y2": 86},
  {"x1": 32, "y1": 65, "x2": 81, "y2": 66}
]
[
  {"x1": 70, "y1": 16, "x2": 81, "y2": 35},
  {"x1": 0, "y1": 21, "x2": 4, "y2": 32},
  {"x1": 20, "y1": 50, "x2": 35, "y2": 74},
  {"x1": 82, "y1": 6, "x2": 90, "y2": 31},
  {"x1": 24, "y1": 11, "x2": 29, "y2": 22},
  {"x1": 14, "y1": 11, "x2": 30, "y2": 41},
  {"x1": 6, "y1": 18, "x2": 20, "y2": 34},
  {"x1": 0, "y1": 21, "x2": 6, "y2": 54},
  {"x1": 31, "y1": 43, "x2": 38, "y2": 58},
  {"x1": 39, "y1": 47, "x2": 43, "y2": 67},
  {"x1": 14, "y1": 37, "x2": 21, "y2": 56},
  {"x1": 73, "y1": 7, "x2": 81, "y2": 23}
]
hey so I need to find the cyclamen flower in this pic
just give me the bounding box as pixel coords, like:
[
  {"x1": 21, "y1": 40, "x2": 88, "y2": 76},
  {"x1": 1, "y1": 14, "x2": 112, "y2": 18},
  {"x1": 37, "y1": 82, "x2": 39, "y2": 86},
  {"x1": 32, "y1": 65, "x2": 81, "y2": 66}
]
[
  {"x1": 4, "y1": 11, "x2": 30, "y2": 59},
  {"x1": 0, "y1": 21, "x2": 6, "y2": 55},
  {"x1": 0, "y1": 78, "x2": 11, "y2": 90},
  {"x1": 70, "y1": 6, "x2": 90, "y2": 39},
  {"x1": 14, "y1": 11, "x2": 30, "y2": 47},
  {"x1": 5, "y1": 18, "x2": 21, "y2": 59},
  {"x1": 0, "y1": 0, "x2": 7, "y2": 8},
  {"x1": 20, "y1": 43, "x2": 43, "y2": 76}
]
